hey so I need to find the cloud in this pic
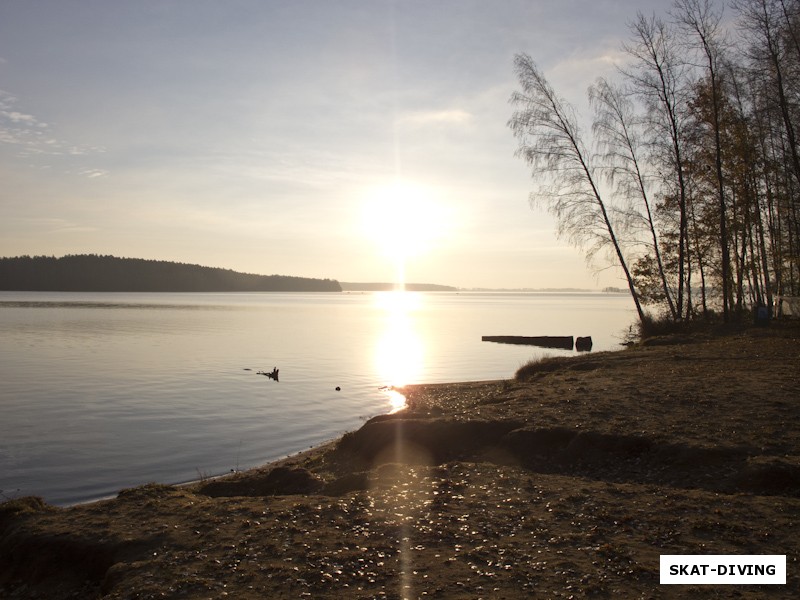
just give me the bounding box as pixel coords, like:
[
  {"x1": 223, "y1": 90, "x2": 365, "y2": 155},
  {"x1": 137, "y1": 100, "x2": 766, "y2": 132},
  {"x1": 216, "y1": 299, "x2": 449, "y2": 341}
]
[
  {"x1": 2, "y1": 110, "x2": 40, "y2": 124},
  {"x1": 3, "y1": 216, "x2": 99, "y2": 235},
  {"x1": 0, "y1": 90, "x2": 48, "y2": 146},
  {"x1": 400, "y1": 108, "x2": 473, "y2": 126},
  {"x1": 78, "y1": 169, "x2": 109, "y2": 179},
  {"x1": 550, "y1": 46, "x2": 629, "y2": 91},
  {"x1": 0, "y1": 89, "x2": 104, "y2": 157},
  {"x1": 563, "y1": 45, "x2": 628, "y2": 72}
]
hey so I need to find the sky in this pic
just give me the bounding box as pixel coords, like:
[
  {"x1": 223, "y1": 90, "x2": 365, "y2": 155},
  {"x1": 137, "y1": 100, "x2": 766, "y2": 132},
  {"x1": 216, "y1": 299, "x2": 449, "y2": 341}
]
[{"x1": 0, "y1": 0, "x2": 666, "y2": 290}]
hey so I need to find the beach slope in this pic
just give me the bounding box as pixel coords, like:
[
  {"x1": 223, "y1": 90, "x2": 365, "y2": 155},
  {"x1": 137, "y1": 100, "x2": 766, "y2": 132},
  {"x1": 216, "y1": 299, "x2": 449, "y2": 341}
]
[{"x1": 2, "y1": 324, "x2": 799, "y2": 598}]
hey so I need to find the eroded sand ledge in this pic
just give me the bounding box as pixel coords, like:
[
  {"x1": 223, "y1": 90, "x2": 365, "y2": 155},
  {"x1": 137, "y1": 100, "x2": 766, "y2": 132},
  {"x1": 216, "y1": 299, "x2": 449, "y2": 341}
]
[{"x1": 2, "y1": 324, "x2": 799, "y2": 599}]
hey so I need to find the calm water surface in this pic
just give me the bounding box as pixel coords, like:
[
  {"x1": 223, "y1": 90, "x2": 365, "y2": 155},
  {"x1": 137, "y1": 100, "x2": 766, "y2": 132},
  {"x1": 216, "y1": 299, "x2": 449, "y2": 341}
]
[{"x1": 0, "y1": 291, "x2": 635, "y2": 505}]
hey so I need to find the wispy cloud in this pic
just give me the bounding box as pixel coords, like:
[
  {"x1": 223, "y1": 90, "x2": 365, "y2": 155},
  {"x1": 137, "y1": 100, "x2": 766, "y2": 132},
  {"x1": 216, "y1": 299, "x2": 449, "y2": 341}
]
[
  {"x1": 6, "y1": 216, "x2": 99, "y2": 235},
  {"x1": 400, "y1": 108, "x2": 473, "y2": 126},
  {"x1": 0, "y1": 90, "x2": 49, "y2": 147},
  {"x1": 77, "y1": 168, "x2": 109, "y2": 179},
  {"x1": 0, "y1": 89, "x2": 105, "y2": 160},
  {"x1": 550, "y1": 45, "x2": 630, "y2": 90},
  {"x1": 2, "y1": 109, "x2": 39, "y2": 124}
]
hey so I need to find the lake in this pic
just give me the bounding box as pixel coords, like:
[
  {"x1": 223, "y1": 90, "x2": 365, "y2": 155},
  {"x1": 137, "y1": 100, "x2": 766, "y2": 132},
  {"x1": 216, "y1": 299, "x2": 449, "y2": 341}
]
[{"x1": 0, "y1": 291, "x2": 635, "y2": 505}]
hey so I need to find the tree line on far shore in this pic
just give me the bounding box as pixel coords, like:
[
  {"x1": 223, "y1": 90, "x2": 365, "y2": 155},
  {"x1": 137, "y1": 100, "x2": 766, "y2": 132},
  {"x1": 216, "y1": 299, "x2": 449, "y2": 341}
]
[
  {"x1": 510, "y1": 0, "x2": 800, "y2": 325},
  {"x1": 0, "y1": 255, "x2": 342, "y2": 292}
]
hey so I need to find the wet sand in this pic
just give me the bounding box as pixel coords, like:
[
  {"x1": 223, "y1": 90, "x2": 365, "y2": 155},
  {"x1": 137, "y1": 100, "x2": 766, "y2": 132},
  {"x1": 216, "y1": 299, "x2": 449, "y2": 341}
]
[{"x1": 1, "y1": 322, "x2": 799, "y2": 599}]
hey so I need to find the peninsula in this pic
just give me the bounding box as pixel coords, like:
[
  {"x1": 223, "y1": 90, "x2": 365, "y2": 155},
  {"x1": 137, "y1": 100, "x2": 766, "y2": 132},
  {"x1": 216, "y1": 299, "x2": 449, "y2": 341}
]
[{"x1": 0, "y1": 255, "x2": 342, "y2": 292}]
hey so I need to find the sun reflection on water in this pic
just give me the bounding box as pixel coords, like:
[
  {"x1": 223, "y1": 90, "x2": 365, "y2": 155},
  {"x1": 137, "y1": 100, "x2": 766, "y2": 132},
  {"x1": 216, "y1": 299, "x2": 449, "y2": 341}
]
[
  {"x1": 374, "y1": 291, "x2": 424, "y2": 413},
  {"x1": 371, "y1": 291, "x2": 430, "y2": 598},
  {"x1": 385, "y1": 388, "x2": 408, "y2": 414}
]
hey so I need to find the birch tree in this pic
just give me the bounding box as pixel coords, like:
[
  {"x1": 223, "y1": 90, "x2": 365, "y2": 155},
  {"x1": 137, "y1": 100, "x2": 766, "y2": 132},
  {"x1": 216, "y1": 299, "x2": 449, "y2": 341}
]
[
  {"x1": 590, "y1": 77, "x2": 678, "y2": 318},
  {"x1": 622, "y1": 13, "x2": 699, "y2": 319},
  {"x1": 508, "y1": 54, "x2": 646, "y2": 324},
  {"x1": 674, "y1": 0, "x2": 734, "y2": 321}
]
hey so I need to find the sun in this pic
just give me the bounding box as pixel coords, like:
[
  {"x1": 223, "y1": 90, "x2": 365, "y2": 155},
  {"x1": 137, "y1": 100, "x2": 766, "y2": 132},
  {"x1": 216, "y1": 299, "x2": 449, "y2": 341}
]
[{"x1": 360, "y1": 181, "x2": 450, "y2": 265}]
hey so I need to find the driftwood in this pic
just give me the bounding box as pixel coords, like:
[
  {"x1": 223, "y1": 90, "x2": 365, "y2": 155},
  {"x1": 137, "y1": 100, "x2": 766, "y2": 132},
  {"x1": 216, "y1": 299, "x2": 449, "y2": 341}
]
[
  {"x1": 481, "y1": 335, "x2": 574, "y2": 350},
  {"x1": 257, "y1": 367, "x2": 280, "y2": 382}
]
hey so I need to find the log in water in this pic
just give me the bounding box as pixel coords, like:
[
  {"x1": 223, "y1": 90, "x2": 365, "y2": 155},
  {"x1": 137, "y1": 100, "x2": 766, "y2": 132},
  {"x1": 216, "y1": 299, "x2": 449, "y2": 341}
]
[{"x1": 481, "y1": 335, "x2": 575, "y2": 350}]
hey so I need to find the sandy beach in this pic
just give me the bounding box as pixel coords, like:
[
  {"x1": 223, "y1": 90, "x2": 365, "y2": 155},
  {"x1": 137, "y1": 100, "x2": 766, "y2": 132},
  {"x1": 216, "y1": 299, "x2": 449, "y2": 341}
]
[{"x1": 2, "y1": 322, "x2": 799, "y2": 599}]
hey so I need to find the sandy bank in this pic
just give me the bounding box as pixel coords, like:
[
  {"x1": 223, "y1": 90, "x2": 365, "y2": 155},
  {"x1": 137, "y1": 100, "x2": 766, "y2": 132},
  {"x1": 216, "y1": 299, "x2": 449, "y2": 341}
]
[{"x1": 2, "y1": 323, "x2": 799, "y2": 599}]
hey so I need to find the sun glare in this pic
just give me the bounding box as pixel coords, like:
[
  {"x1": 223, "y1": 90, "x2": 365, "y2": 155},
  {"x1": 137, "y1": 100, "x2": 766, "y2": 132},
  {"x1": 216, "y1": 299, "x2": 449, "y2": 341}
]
[
  {"x1": 360, "y1": 181, "x2": 450, "y2": 268},
  {"x1": 374, "y1": 314, "x2": 423, "y2": 388},
  {"x1": 373, "y1": 291, "x2": 424, "y2": 411},
  {"x1": 374, "y1": 289, "x2": 422, "y2": 312}
]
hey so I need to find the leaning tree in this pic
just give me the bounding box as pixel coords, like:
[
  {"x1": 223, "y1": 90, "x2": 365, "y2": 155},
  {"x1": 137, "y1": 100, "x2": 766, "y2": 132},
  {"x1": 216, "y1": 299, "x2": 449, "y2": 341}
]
[{"x1": 509, "y1": 54, "x2": 646, "y2": 324}]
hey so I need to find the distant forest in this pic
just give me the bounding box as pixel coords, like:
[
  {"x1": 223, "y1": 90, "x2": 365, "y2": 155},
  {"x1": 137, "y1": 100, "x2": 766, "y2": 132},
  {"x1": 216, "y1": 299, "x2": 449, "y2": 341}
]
[{"x1": 0, "y1": 255, "x2": 342, "y2": 292}]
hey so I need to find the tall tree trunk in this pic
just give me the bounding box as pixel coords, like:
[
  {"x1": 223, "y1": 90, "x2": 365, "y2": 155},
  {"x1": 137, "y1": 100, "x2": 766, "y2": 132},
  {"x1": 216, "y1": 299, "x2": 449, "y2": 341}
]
[
  {"x1": 675, "y1": 0, "x2": 732, "y2": 321},
  {"x1": 590, "y1": 78, "x2": 678, "y2": 319},
  {"x1": 623, "y1": 14, "x2": 690, "y2": 318}
]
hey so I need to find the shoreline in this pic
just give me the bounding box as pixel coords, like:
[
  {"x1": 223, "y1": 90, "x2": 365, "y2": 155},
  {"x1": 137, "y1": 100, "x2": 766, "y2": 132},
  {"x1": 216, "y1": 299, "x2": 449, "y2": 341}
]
[
  {"x1": 2, "y1": 323, "x2": 799, "y2": 598},
  {"x1": 144, "y1": 380, "x2": 506, "y2": 507},
  {"x1": 68, "y1": 438, "x2": 347, "y2": 509}
]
